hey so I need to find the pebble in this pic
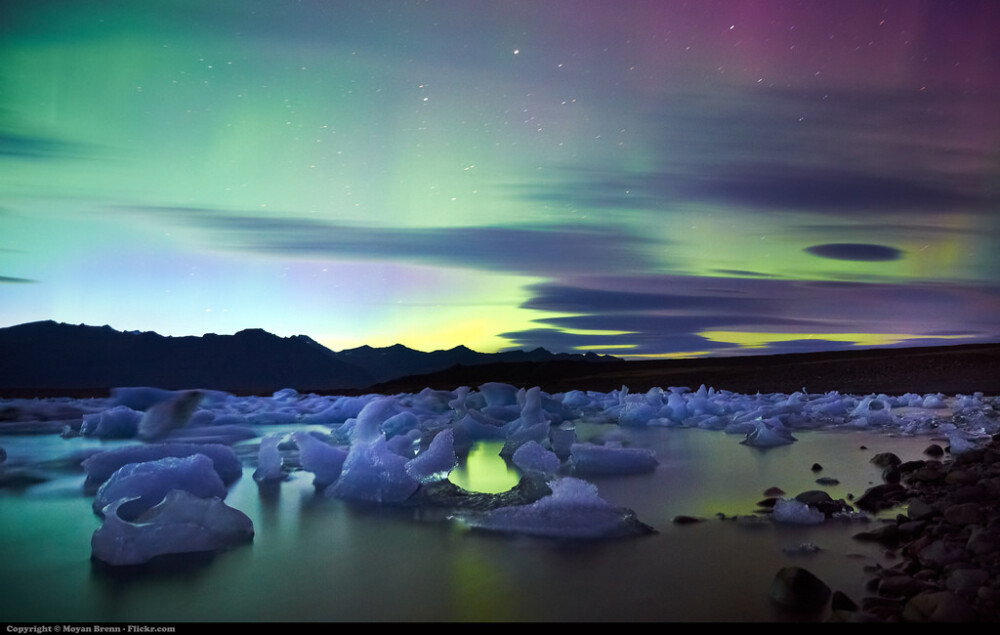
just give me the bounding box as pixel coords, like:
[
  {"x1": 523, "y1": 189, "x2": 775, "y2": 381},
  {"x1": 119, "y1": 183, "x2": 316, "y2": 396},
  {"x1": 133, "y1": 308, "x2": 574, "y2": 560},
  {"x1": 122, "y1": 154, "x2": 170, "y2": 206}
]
[{"x1": 849, "y1": 432, "x2": 1000, "y2": 622}]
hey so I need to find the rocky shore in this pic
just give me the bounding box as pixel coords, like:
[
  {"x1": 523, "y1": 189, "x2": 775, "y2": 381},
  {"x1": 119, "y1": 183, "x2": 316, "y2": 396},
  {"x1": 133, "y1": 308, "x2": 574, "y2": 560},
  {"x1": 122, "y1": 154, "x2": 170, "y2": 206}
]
[{"x1": 769, "y1": 433, "x2": 1000, "y2": 622}]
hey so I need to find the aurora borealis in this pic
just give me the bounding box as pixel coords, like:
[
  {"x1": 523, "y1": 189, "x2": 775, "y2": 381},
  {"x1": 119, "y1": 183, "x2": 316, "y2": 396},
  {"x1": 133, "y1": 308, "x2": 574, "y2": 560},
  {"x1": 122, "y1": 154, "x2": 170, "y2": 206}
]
[{"x1": 1, "y1": 0, "x2": 998, "y2": 358}]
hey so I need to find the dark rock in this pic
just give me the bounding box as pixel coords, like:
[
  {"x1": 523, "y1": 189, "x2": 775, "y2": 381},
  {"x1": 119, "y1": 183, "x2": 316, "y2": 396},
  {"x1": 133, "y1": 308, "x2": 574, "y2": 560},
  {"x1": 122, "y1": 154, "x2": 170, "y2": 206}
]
[
  {"x1": 816, "y1": 476, "x2": 840, "y2": 486},
  {"x1": 855, "y1": 483, "x2": 907, "y2": 512},
  {"x1": 924, "y1": 444, "x2": 945, "y2": 457},
  {"x1": 918, "y1": 539, "x2": 969, "y2": 569},
  {"x1": 811, "y1": 462, "x2": 823, "y2": 472},
  {"x1": 882, "y1": 466, "x2": 901, "y2": 483},
  {"x1": 945, "y1": 568, "x2": 989, "y2": 596},
  {"x1": 831, "y1": 590, "x2": 858, "y2": 612},
  {"x1": 943, "y1": 503, "x2": 984, "y2": 527},
  {"x1": 770, "y1": 566, "x2": 832, "y2": 612},
  {"x1": 902, "y1": 591, "x2": 976, "y2": 622},
  {"x1": 795, "y1": 489, "x2": 853, "y2": 516},
  {"x1": 878, "y1": 574, "x2": 934, "y2": 597},
  {"x1": 763, "y1": 486, "x2": 785, "y2": 496},
  {"x1": 907, "y1": 499, "x2": 936, "y2": 521},
  {"x1": 853, "y1": 523, "x2": 900, "y2": 547},
  {"x1": 671, "y1": 515, "x2": 704, "y2": 525},
  {"x1": 871, "y1": 452, "x2": 902, "y2": 468},
  {"x1": 899, "y1": 459, "x2": 926, "y2": 473}
]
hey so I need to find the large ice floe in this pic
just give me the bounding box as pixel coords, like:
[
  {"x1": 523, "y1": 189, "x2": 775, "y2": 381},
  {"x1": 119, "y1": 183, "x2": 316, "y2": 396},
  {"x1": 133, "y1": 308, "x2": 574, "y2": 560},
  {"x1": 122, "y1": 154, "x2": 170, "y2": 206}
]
[{"x1": 1, "y1": 383, "x2": 998, "y2": 566}]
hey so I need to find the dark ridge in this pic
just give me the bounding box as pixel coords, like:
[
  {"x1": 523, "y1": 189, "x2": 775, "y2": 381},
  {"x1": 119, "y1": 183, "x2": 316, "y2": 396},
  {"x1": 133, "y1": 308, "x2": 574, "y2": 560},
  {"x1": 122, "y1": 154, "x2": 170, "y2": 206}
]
[
  {"x1": 0, "y1": 320, "x2": 375, "y2": 394},
  {"x1": 351, "y1": 342, "x2": 1000, "y2": 396}
]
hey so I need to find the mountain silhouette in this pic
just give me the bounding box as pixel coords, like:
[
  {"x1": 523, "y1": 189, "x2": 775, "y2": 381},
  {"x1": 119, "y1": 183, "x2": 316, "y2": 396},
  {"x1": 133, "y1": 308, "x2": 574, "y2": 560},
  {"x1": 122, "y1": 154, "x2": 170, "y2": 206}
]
[{"x1": 0, "y1": 321, "x2": 614, "y2": 395}]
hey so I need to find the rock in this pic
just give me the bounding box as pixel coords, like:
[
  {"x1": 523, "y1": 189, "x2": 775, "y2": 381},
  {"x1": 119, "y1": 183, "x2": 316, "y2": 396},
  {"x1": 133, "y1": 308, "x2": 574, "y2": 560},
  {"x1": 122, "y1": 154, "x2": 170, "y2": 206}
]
[
  {"x1": 811, "y1": 463, "x2": 823, "y2": 472},
  {"x1": 770, "y1": 566, "x2": 832, "y2": 612},
  {"x1": 671, "y1": 515, "x2": 704, "y2": 525},
  {"x1": 943, "y1": 502, "x2": 984, "y2": 527},
  {"x1": 830, "y1": 590, "x2": 858, "y2": 612},
  {"x1": 907, "y1": 498, "x2": 936, "y2": 521},
  {"x1": 945, "y1": 568, "x2": 989, "y2": 596},
  {"x1": 871, "y1": 452, "x2": 902, "y2": 468},
  {"x1": 816, "y1": 476, "x2": 840, "y2": 486},
  {"x1": 902, "y1": 591, "x2": 976, "y2": 622},
  {"x1": 917, "y1": 539, "x2": 969, "y2": 569},
  {"x1": 924, "y1": 444, "x2": 945, "y2": 457},
  {"x1": 763, "y1": 486, "x2": 785, "y2": 496},
  {"x1": 855, "y1": 483, "x2": 906, "y2": 512}
]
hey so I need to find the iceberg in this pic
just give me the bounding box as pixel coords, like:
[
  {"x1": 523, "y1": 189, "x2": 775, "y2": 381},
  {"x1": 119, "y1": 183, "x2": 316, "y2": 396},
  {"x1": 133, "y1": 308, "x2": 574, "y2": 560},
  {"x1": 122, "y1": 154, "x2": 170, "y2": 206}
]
[
  {"x1": 570, "y1": 442, "x2": 658, "y2": 475},
  {"x1": 80, "y1": 405, "x2": 142, "y2": 439},
  {"x1": 328, "y1": 436, "x2": 419, "y2": 504},
  {"x1": 512, "y1": 440, "x2": 561, "y2": 475},
  {"x1": 459, "y1": 477, "x2": 654, "y2": 539},
  {"x1": 405, "y1": 428, "x2": 457, "y2": 483},
  {"x1": 91, "y1": 489, "x2": 253, "y2": 566},
  {"x1": 137, "y1": 390, "x2": 205, "y2": 441},
  {"x1": 253, "y1": 434, "x2": 286, "y2": 482},
  {"x1": 290, "y1": 431, "x2": 348, "y2": 488},
  {"x1": 82, "y1": 443, "x2": 243, "y2": 484},
  {"x1": 93, "y1": 454, "x2": 228, "y2": 518}
]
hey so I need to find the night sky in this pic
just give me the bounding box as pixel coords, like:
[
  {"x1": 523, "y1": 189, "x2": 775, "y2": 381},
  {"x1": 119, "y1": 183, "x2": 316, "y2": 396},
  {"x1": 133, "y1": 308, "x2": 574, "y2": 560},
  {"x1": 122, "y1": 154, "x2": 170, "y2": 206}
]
[{"x1": 2, "y1": 0, "x2": 999, "y2": 358}]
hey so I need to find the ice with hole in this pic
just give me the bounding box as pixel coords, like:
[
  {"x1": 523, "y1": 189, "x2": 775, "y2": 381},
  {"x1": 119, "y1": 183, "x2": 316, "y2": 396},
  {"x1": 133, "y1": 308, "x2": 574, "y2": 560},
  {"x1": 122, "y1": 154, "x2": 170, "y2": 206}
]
[
  {"x1": 93, "y1": 454, "x2": 228, "y2": 518},
  {"x1": 91, "y1": 489, "x2": 253, "y2": 566}
]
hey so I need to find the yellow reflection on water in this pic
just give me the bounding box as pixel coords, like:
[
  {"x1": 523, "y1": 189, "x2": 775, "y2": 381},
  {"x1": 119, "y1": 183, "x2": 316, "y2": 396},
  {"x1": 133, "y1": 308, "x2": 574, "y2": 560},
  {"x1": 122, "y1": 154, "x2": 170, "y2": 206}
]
[{"x1": 448, "y1": 441, "x2": 521, "y2": 493}]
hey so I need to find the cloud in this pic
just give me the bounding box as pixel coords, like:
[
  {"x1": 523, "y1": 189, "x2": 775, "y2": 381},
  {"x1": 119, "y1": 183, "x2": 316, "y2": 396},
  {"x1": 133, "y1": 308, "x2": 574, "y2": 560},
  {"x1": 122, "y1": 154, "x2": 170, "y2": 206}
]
[
  {"x1": 0, "y1": 275, "x2": 36, "y2": 283},
  {"x1": 137, "y1": 208, "x2": 657, "y2": 277},
  {"x1": 510, "y1": 275, "x2": 1000, "y2": 356},
  {"x1": 511, "y1": 84, "x2": 997, "y2": 219},
  {"x1": 0, "y1": 131, "x2": 84, "y2": 160},
  {"x1": 804, "y1": 243, "x2": 904, "y2": 262}
]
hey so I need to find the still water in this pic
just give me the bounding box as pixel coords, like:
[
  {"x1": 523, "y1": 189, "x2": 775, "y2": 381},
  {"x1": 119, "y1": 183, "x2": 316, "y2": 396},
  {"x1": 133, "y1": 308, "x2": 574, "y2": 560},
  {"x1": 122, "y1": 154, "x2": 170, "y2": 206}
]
[{"x1": 0, "y1": 427, "x2": 939, "y2": 622}]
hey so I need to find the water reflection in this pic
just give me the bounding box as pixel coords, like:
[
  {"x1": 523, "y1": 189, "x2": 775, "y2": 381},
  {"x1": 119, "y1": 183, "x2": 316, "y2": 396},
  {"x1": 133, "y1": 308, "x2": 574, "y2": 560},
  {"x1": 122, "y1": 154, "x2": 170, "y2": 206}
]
[{"x1": 448, "y1": 441, "x2": 521, "y2": 493}]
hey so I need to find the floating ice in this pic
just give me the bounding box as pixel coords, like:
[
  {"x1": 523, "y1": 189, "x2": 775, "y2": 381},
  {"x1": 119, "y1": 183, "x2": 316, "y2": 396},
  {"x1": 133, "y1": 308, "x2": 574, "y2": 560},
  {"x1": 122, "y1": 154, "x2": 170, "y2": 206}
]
[
  {"x1": 91, "y1": 489, "x2": 253, "y2": 566},
  {"x1": 93, "y1": 454, "x2": 228, "y2": 518},
  {"x1": 137, "y1": 390, "x2": 205, "y2": 441},
  {"x1": 290, "y1": 431, "x2": 348, "y2": 488},
  {"x1": 570, "y1": 442, "x2": 658, "y2": 475},
  {"x1": 460, "y1": 477, "x2": 653, "y2": 539},
  {"x1": 512, "y1": 440, "x2": 561, "y2": 475},
  {"x1": 80, "y1": 405, "x2": 142, "y2": 438},
  {"x1": 82, "y1": 443, "x2": 243, "y2": 484},
  {"x1": 742, "y1": 418, "x2": 797, "y2": 447},
  {"x1": 405, "y1": 428, "x2": 457, "y2": 482},
  {"x1": 772, "y1": 498, "x2": 826, "y2": 525},
  {"x1": 253, "y1": 434, "x2": 286, "y2": 482},
  {"x1": 328, "y1": 435, "x2": 419, "y2": 504}
]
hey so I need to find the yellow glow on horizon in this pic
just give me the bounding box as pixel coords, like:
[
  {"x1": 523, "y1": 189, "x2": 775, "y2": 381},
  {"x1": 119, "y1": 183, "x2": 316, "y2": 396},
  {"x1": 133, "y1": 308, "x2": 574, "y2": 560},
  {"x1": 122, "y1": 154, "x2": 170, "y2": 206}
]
[{"x1": 698, "y1": 331, "x2": 972, "y2": 349}]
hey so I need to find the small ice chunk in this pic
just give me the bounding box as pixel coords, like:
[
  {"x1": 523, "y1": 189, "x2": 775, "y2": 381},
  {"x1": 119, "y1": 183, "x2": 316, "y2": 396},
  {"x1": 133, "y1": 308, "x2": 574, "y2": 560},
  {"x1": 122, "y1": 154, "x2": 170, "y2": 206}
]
[
  {"x1": 81, "y1": 406, "x2": 142, "y2": 438},
  {"x1": 328, "y1": 436, "x2": 419, "y2": 504},
  {"x1": 93, "y1": 454, "x2": 228, "y2": 518},
  {"x1": 405, "y1": 428, "x2": 457, "y2": 482},
  {"x1": 82, "y1": 443, "x2": 243, "y2": 484},
  {"x1": 290, "y1": 431, "x2": 348, "y2": 488},
  {"x1": 512, "y1": 440, "x2": 561, "y2": 474},
  {"x1": 570, "y1": 442, "x2": 657, "y2": 475},
  {"x1": 461, "y1": 477, "x2": 651, "y2": 539},
  {"x1": 772, "y1": 499, "x2": 825, "y2": 525},
  {"x1": 91, "y1": 489, "x2": 253, "y2": 566},
  {"x1": 742, "y1": 418, "x2": 797, "y2": 447},
  {"x1": 253, "y1": 434, "x2": 286, "y2": 482},
  {"x1": 137, "y1": 390, "x2": 205, "y2": 441}
]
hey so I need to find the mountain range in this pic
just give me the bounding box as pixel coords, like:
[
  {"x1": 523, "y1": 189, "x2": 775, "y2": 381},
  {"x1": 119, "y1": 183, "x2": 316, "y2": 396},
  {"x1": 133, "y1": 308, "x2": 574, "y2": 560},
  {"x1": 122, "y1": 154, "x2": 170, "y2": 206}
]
[{"x1": 0, "y1": 321, "x2": 615, "y2": 394}]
